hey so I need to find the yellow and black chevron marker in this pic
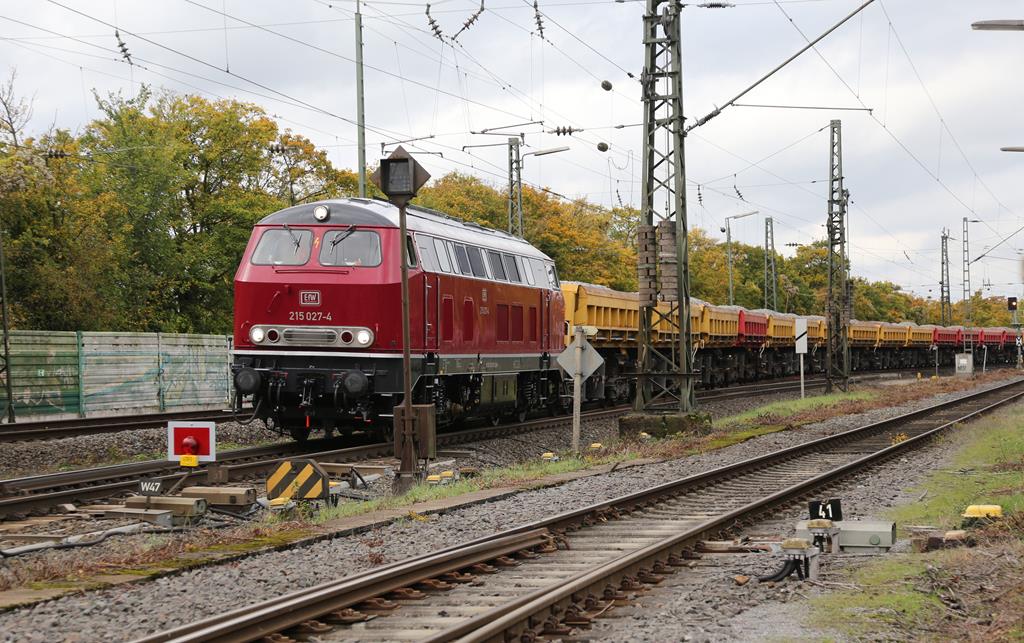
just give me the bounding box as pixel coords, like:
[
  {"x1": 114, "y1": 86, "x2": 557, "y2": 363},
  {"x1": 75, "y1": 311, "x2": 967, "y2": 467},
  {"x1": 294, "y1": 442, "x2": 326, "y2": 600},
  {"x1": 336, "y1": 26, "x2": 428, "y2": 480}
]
[{"x1": 266, "y1": 459, "x2": 329, "y2": 503}]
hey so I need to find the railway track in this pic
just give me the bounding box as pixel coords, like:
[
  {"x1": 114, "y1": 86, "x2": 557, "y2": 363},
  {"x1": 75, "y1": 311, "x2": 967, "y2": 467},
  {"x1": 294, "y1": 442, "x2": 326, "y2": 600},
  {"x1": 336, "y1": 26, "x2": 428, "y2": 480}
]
[
  {"x1": 0, "y1": 407, "x2": 626, "y2": 518},
  {"x1": 0, "y1": 365, "x2": 966, "y2": 443},
  {"x1": 134, "y1": 377, "x2": 1024, "y2": 643},
  {"x1": 0, "y1": 409, "x2": 238, "y2": 443}
]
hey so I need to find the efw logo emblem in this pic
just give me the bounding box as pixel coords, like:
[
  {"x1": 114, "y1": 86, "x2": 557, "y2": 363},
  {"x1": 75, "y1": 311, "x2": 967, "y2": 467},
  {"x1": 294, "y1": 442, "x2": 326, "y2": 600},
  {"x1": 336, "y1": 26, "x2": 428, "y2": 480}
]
[{"x1": 300, "y1": 291, "x2": 321, "y2": 306}]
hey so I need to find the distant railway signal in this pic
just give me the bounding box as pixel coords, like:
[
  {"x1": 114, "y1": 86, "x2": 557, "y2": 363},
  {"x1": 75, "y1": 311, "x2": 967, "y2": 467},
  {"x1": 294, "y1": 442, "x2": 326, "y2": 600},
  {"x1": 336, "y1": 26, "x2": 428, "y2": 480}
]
[{"x1": 1008, "y1": 296, "x2": 1018, "y2": 311}]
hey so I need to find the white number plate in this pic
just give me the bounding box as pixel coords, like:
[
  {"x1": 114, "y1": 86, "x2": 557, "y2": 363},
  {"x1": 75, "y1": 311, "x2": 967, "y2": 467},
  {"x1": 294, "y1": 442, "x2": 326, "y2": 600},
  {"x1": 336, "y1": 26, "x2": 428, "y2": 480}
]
[{"x1": 288, "y1": 311, "x2": 333, "y2": 321}]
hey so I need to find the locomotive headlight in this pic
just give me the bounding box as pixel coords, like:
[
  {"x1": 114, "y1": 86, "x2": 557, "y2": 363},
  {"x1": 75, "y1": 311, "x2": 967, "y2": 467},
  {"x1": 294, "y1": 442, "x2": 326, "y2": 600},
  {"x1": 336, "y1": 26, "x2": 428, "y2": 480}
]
[
  {"x1": 355, "y1": 329, "x2": 373, "y2": 346},
  {"x1": 313, "y1": 205, "x2": 329, "y2": 222},
  {"x1": 249, "y1": 327, "x2": 266, "y2": 343}
]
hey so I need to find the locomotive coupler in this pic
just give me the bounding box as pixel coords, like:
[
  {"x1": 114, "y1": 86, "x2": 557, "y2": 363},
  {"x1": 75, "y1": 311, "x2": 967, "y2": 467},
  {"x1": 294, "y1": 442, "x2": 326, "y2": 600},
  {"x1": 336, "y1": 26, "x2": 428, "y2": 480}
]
[{"x1": 299, "y1": 377, "x2": 317, "y2": 410}]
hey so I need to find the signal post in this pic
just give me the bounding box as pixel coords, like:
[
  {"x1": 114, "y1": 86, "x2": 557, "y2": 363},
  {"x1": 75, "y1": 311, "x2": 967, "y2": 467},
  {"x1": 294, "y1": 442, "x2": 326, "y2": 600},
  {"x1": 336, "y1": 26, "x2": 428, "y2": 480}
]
[{"x1": 372, "y1": 147, "x2": 434, "y2": 494}]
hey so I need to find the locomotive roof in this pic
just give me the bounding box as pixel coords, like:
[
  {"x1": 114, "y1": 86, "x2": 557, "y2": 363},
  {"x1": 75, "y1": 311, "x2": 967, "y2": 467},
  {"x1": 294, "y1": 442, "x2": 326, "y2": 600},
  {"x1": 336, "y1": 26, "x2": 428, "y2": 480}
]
[{"x1": 258, "y1": 198, "x2": 552, "y2": 261}]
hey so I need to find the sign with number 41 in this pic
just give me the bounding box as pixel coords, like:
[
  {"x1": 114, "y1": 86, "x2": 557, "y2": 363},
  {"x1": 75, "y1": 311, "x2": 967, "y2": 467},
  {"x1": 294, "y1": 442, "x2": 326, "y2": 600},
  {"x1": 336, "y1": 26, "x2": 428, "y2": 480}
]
[{"x1": 808, "y1": 498, "x2": 843, "y2": 521}]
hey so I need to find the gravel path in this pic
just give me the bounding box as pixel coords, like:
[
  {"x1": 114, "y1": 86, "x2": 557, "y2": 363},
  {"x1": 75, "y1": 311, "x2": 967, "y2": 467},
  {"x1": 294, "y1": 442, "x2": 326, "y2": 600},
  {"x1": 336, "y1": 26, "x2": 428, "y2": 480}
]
[{"x1": 0, "y1": 376, "x2": 1017, "y2": 642}]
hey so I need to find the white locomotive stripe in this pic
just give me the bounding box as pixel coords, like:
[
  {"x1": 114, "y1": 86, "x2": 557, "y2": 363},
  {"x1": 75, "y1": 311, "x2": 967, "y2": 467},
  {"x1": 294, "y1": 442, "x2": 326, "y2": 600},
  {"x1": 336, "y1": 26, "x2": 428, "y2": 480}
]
[{"x1": 232, "y1": 350, "x2": 554, "y2": 359}]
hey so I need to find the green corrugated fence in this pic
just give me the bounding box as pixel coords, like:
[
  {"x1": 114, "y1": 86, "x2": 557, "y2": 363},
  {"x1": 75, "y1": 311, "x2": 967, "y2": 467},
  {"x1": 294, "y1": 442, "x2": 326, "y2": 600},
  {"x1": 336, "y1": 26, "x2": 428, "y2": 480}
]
[{"x1": 0, "y1": 331, "x2": 231, "y2": 421}]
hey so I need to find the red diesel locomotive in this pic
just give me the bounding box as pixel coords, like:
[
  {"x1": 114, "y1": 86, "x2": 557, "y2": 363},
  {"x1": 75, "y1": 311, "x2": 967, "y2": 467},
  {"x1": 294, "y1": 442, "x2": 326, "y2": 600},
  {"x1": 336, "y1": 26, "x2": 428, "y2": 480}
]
[{"x1": 231, "y1": 198, "x2": 567, "y2": 440}]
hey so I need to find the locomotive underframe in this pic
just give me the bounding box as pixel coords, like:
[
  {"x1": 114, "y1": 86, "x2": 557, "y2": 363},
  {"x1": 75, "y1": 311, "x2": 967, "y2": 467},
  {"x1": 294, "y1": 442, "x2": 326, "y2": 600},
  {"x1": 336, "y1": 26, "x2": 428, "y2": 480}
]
[{"x1": 232, "y1": 351, "x2": 566, "y2": 440}]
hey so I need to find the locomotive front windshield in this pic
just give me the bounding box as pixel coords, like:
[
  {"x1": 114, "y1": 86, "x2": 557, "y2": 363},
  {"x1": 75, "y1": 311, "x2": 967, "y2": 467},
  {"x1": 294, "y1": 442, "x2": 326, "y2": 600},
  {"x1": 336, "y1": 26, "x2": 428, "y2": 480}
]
[
  {"x1": 319, "y1": 229, "x2": 382, "y2": 267},
  {"x1": 250, "y1": 227, "x2": 313, "y2": 265}
]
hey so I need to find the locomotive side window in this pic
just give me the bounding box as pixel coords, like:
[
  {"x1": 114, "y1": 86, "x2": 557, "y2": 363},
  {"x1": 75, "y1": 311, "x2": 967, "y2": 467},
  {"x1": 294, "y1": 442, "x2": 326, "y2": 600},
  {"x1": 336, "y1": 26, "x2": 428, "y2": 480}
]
[
  {"x1": 487, "y1": 250, "x2": 507, "y2": 281},
  {"x1": 546, "y1": 262, "x2": 560, "y2": 288},
  {"x1": 452, "y1": 244, "x2": 472, "y2": 275},
  {"x1": 416, "y1": 235, "x2": 437, "y2": 271},
  {"x1": 406, "y1": 236, "x2": 418, "y2": 267},
  {"x1": 251, "y1": 227, "x2": 314, "y2": 266},
  {"x1": 319, "y1": 229, "x2": 381, "y2": 267},
  {"x1": 522, "y1": 257, "x2": 536, "y2": 285},
  {"x1": 503, "y1": 254, "x2": 521, "y2": 283},
  {"x1": 527, "y1": 258, "x2": 548, "y2": 288},
  {"x1": 466, "y1": 246, "x2": 488, "y2": 278},
  {"x1": 433, "y1": 238, "x2": 452, "y2": 273}
]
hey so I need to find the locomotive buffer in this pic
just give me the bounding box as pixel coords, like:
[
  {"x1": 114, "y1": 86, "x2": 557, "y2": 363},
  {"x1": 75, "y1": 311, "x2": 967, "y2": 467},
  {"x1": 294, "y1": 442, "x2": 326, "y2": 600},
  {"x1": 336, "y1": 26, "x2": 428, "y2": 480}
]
[{"x1": 372, "y1": 147, "x2": 434, "y2": 492}]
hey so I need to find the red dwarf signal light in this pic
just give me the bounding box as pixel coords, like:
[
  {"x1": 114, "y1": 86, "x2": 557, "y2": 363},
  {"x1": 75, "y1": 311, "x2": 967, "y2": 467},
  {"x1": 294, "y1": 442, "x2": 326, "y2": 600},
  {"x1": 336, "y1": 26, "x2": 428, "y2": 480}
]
[
  {"x1": 181, "y1": 435, "x2": 199, "y2": 455},
  {"x1": 167, "y1": 421, "x2": 217, "y2": 463}
]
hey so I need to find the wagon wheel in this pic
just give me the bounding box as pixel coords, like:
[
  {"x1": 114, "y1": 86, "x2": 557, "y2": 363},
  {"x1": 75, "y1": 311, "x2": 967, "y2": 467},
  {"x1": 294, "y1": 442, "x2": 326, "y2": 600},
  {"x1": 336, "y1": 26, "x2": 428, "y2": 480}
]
[
  {"x1": 489, "y1": 415, "x2": 502, "y2": 427},
  {"x1": 288, "y1": 426, "x2": 310, "y2": 444},
  {"x1": 515, "y1": 408, "x2": 528, "y2": 424}
]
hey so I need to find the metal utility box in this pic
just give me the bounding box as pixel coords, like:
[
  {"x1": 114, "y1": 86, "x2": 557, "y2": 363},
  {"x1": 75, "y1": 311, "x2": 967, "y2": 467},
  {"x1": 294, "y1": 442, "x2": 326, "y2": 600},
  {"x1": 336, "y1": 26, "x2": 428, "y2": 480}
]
[
  {"x1": 393, "y1": 404, "x2": 437, "y2": 459},
  {"x1": 795, "y1": 520, "x2": 896, "y2": 553},
  {"x1": 955, "y1": 353, "x2": 974, "y2": 375}
]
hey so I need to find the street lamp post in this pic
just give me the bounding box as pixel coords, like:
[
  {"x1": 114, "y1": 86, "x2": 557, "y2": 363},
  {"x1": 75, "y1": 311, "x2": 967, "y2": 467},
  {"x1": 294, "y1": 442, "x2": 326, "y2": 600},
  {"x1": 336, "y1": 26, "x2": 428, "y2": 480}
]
[
  {"x1": 720, "y1": 210, "x2": 758, "y2": 305},
  {"x1": 507, "y1": 141, "x2": 569, "y2": 238}
]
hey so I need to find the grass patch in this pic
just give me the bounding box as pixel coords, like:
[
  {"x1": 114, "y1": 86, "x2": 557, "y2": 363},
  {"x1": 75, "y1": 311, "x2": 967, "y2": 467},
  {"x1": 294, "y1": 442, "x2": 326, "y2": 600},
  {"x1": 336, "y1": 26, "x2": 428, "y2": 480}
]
[
  {"x1": 888, "y1": 407, "x2": 1024, "y2": 532},
  {"x1": 311, "y1": 454, "x2": 628, "y2": 524},
  {"x1": 808, "y1": 557, "x2": 943, "y2": 638},
  {"x1": 716, "y1": 390, "x2": 877, "y2": 429}
]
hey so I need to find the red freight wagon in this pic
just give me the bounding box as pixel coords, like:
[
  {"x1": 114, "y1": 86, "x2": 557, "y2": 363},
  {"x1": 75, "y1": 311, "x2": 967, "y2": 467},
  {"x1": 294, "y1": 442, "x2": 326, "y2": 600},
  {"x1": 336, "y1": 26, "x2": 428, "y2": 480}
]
[
  {"x1": 231, "y1": 199, "x2": 566, "y2": 441},
  {"x1": 932, "y1": 326, "x2": 959, "y2": 346}
]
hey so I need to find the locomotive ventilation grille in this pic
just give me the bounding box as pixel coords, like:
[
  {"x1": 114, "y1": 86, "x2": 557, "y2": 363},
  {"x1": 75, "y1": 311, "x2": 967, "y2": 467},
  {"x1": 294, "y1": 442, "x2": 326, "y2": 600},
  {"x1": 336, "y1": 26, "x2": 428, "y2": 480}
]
[{"x1": 283, "y1": 328, "x2": 337, "y2": 345}]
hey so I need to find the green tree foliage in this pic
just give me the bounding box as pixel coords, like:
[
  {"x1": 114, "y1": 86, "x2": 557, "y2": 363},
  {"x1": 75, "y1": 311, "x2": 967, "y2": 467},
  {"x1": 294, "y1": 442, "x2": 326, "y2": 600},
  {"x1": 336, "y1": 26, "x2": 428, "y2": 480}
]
[{"x1": 0, "y1": 79, "x2": 1013, "y2": 333}]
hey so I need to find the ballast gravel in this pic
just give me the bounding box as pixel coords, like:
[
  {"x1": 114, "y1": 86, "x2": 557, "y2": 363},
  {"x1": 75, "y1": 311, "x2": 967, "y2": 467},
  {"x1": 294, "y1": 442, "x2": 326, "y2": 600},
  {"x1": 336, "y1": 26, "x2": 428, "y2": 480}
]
[
  {"x1": 0, "y1": 419, "x2": 282, "y2": 480},
  {"x1": 0, "y1": 377, "x2": 1017, "y2": 642}
]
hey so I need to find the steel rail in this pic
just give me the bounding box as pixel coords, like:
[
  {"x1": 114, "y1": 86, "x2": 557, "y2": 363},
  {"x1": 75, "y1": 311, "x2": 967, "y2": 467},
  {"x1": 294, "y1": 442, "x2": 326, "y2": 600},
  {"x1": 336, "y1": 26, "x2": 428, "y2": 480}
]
[
  {"x1": 132, "y1": 378, "x2": 1024, "y2": 643},
  {"x1": 0, "y1": 409, "x2": 239, "y2": 443}
]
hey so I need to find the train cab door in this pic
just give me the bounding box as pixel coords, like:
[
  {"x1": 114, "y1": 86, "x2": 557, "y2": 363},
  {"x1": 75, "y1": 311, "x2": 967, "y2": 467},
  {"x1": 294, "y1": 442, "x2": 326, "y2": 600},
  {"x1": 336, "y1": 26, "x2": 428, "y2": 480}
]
[{"x1": 424, "y1": 274, "x2": 440, "y2": 351}]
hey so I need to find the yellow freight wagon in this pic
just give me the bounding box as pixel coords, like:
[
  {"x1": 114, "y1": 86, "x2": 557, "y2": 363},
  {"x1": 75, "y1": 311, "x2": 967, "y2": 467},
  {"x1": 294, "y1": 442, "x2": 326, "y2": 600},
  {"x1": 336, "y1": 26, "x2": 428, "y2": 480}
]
[
  {"x1": 752, "y1": 309, "x2": 796, "y2": 348},
  {"x1": 907, "y1": 324, "x2": 934, "y2": 348},
  {"x1": 805, "y1": 315, "x2": 827, "y2": 348},
  {"x1": 700, "y1": 304, "x2": 740, "y2": 348},
  {"x1": 878, "y1": 322, "x2": 909, "y2": 348},
  {"x1": 848, "y1": 320, "x2": 881, "y2": 348}
]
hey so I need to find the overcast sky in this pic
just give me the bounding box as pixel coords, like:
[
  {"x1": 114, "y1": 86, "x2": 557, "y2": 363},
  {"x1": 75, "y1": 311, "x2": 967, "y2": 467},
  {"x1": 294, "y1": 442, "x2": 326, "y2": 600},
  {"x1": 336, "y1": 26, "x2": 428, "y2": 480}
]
[{"x1": 2, "y1": 0, "x2": 1023, "y2": 301}]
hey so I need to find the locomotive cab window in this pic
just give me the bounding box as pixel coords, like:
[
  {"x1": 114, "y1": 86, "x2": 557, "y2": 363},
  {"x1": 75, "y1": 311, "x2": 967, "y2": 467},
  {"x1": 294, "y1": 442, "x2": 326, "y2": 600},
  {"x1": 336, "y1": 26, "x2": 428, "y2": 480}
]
[
  {"x1": 319, "y1": 229, "x2": 381, "y2": 267},
  {"x1": 251, "y1": 227, "x2": 314, "y2": 266}
]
